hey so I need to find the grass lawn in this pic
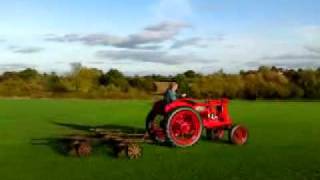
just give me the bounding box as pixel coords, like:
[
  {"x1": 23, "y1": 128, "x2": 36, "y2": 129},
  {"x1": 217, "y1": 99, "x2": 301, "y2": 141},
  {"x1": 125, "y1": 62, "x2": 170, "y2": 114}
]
[{"x1": 0, "y1": 99, "x2": 319, "y2": 180}]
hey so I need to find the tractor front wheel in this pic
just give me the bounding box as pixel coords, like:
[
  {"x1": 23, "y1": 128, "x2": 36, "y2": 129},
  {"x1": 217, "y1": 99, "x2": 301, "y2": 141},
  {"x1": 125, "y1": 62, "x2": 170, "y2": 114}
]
[
  {"x1": 166, "y1": 107, "x2": 202, "y2": 147},
  {"x1": 229, "y1": 125, "x2": 248, "y2": 145}
]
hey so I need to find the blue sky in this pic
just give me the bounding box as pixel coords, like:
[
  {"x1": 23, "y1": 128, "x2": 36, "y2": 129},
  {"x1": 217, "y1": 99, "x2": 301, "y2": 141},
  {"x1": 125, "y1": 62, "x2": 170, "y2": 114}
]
[{"x1": 0, "y1": 0, "x2": 320, "y2": 75}]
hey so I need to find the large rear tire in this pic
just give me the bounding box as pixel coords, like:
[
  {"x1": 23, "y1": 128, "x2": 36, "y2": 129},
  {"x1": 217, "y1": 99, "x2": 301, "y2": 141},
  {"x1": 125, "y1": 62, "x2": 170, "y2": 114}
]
[
  {"x1": 166, "y1": 107, "x2": 202, "y2": 147},
  {"x1": 146, "y1": 110, "x2": 166, "y2": 143}
]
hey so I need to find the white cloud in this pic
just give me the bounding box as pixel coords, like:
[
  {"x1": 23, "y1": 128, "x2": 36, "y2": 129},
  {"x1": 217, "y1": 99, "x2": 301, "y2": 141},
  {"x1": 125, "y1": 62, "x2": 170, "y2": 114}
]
[
  {"x1": 46, "y1": 21, "x2": 191, "y2": 49},
  {"x1": 171, "y1": 35, "x2": 224, "y2": 49},
  {"x1": 305, "y1": 46, "x2": 320, "y2": 54},
  {"x1": 96, "y1": 49, "x2": 212, "y2": 65},
  {"x1": 9, "y1": 46, "x2": 44, "y2": 54}
]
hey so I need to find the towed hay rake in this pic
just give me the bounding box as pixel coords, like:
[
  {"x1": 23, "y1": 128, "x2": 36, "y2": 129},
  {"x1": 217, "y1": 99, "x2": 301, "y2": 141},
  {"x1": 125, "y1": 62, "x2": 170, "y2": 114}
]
[{"x1": 61, "y1": 129, "x2": 151, "y2": 159}]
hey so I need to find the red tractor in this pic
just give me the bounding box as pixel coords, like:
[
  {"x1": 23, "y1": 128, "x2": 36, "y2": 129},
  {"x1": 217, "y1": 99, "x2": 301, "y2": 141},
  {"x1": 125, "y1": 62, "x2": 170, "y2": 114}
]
[{"x1": 146, "y1": 98, "x2": 248, "y2": 147}]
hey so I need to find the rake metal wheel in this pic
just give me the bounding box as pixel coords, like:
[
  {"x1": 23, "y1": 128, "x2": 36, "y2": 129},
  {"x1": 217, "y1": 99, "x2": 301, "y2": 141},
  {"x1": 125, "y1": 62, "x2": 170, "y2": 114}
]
[
  {"x1": 127, "y1": 143, "x2": 142, "y2": 159},
  {"x1": 77, "y1": 141, "x2": 92, "y2": 157}
]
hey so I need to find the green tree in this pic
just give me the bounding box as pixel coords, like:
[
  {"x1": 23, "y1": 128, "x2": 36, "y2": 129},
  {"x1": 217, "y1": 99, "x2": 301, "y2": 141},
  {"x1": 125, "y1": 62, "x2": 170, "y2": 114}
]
[
  {"x1": 223, "y1": 75, "x2": 244, "y2": 98},
  {"x1": 175, "y1": 74, "x2": 191, "y2": 95},
  {"x1": 128, "y1": 77, "x2": 155, "y2": 92},
  {"x1": 99, "y1": 69, "x2": 129, "y2": 91},
  {"x1": 46, "y1": 73, "x2": 68, "y2": 92},
  {"x1": 296, "y1": 70, "x2": 320, "y2": 98},
  {"x1": 18, "y1": 68, "x2": 39, "y2": 80},
  {"x1": 67, "y1": 66, "x2": 102, "y2": 92},
  {"x1": 183, "y1": 70, "x2": 199, "y2": 78}
]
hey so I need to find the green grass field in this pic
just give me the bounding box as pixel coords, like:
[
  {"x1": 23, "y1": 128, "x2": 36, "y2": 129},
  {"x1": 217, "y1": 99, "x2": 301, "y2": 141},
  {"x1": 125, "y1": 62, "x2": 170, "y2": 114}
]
[{"x1": 0, "y1": 99, "x2": 319, "y2": 180}]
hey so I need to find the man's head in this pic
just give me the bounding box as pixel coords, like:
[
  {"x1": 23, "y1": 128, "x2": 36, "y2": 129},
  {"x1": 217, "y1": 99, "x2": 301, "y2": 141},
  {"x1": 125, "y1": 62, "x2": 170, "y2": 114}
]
[{"x1": 168, "y1": 82, "x2": 178, "y2": 91}]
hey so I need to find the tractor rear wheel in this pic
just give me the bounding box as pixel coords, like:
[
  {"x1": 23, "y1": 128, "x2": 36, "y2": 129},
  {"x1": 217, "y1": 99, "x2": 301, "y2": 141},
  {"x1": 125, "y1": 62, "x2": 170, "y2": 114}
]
[
  {"x1": 166, "y1": 107, "x2": 202, "y2": 147},
  {"x1": 206, "y1": 128, "x2": 224, "y2": 140},
  {"x1": 146, "y1": 110, "x2": 166, "y2": 144},
  {"x1": 229, "y1": 125, "x2": 248, "y2": 145}
]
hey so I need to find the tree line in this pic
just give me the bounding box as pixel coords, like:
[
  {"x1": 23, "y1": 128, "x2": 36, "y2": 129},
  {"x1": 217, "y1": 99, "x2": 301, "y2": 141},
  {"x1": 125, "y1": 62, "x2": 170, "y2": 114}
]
[{"x1": 0, "y1": 64, "x2": 320, "y2": 99}]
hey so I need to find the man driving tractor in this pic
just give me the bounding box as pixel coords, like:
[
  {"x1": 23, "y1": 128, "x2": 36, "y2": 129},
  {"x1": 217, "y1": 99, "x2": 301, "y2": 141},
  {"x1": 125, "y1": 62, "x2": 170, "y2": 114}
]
[{"x1": 163, "y1": 82, "x2": 186, "y2": 104}]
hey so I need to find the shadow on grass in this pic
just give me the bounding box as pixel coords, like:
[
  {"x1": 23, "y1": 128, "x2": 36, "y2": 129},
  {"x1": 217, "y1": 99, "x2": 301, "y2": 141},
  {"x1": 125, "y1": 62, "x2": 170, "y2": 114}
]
[
  {"x1": 31, "y1": 136, "x2": 122, "y2": 158},
  {"x1": 31, "y1": 137, "x2": 77, "y2": 156},
  {"x1": 52, "y1": 121, "x2": 146, "y2": 134}
]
